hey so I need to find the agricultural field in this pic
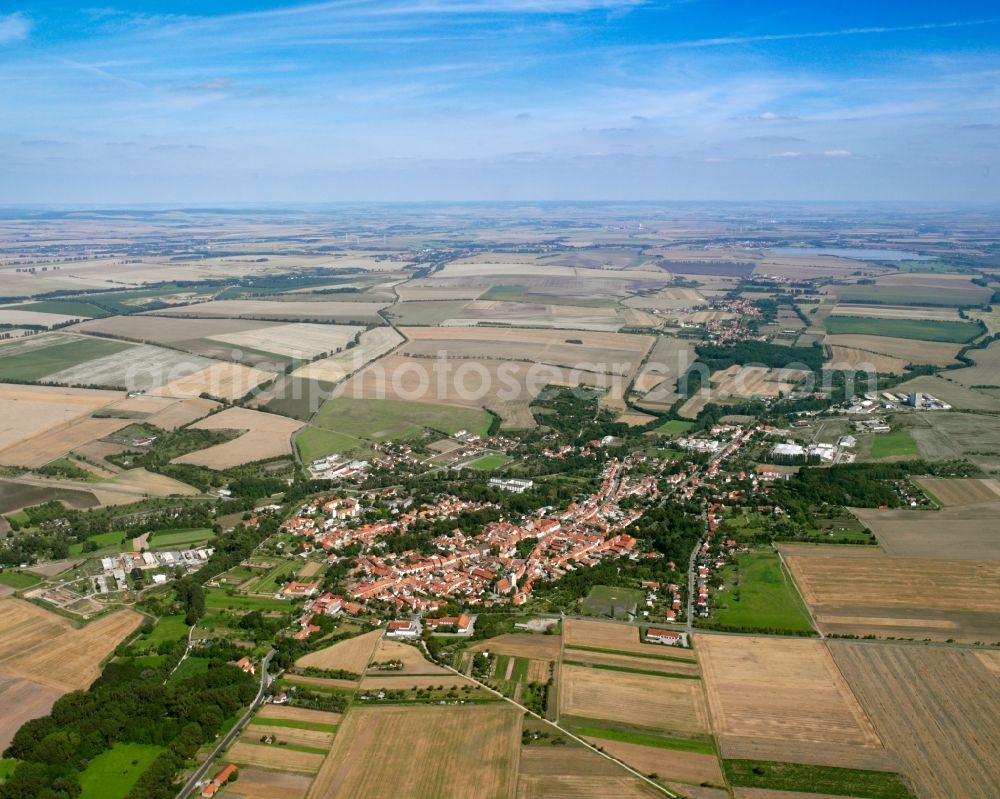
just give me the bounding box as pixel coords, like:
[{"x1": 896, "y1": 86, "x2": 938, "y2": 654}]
[
  {"x1": 172, "y1": 406, "x2": 304, "y2": 469},
  {"x1": 0, "y1": 384, "x2": 125, "y2": 465},
  {"x1": 824, "y1": 316, "x2": 981, "y2": 343},
  {"x1": 0, "y1": 600, "x2": 142, "y2": 749},
  {"x1": 948, "y1": 338, "x2": 1000, "y2": 387},
  {"x1": 914, "y1": 477, "x2": 1000, "y2": 505},
  {"x1": 306, "y1": 704, "x2": 521, "y2": 799},
  {"x1": 852, "y1": 502, "x2": 1000, "y2": 559},
  {"x1": 905, "y1": 411, "x2": 1000, "y2": 473},
  {"x1": 399, "y1": 325, "x2": 654, "y2": 373},
  {"x1": 823, "y1": 345, "x2": 909, "y2": 375},
  {"x1": 780, "y1": 545, "x2": 1000, "y2": 641},
  {"x1": 701, "y1": 549, "x2": 815, "y2": 634},
  {"x1": 148, "y1": 299, "x2": 389, "y2": 323},
  {"x1": 292, "y1": 326, "x2": 403, "y2": 383},
  {"x1": 830, "y1": 304, "x2": 963, "y2": 321},
  {"x1": 697, "y1": 635, "x2": 886, "y2": 771},
  {"x1": 632, "y1": 335, "x2": 697, "y2": 406},
  {"x1": 835, "y1": 276, "x2": 991, "y2": 307},
  {"x1": 559, "y1": 663, "x2": 711, "y2": 739},
  {"x1": 218, "y1": 767, "x2": 312, "y2": 799},
  {"x1": 0, "y1": 478, "x2": 100, "y2": 515},
  {"x1": 149, "y1": 361, "x2": 276, "y2": 401},
  {"x1": 563, "y1": 618, "x2": 694, "y2": 660},
  {"x1": 823, "y1": 334, "x2": 962, "y2": 366},
  {"x1": 891, "y1": 374, "x2": 1000, "y2": 411},
  {"x1": 0, "y1": 333, "x2": 134, "y2": 382},
  {"x1": 227, "y1": 741, "x2": 324, "y2": 775},
  {"x1": 832, "y1": 643, "x2": 1000, "y2": 799},
  {"x1": 204, "y1": 321, "x2": 363, "y2": 361},
  {"x1": 0, "y1": 305, "x2": 100, "y2": 327},
  {"x1": 516, "y1": 745, "x2": 663, "y2": 799},
  {"x1": 469, "y1": 633, "x2": 562, "y2": 661},
  {"x1": 722, "y1": 760, "x2": 913, "y2": 799},
  {"x1": 710, "y1": 364, "x2": 809, "y2": 399},
  {"x1": 296, "y1": 629, "x2": 383, "y2": 674}
]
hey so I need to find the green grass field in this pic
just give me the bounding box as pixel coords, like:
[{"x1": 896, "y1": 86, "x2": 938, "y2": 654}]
[
  {"x1": 300, "y1": 396, "x2": 493, "y2": 460},
  {"x1": 296, "y1": 427, "x2": 367, "y2": 461},
  {"x1": 140, "y1": 615, "x2": 189, "y2": 648},
  {"x1": 0, "y1": 337, "x2": 133, "y2": 381},
  {"x1": 825, "y1": 316, "x2": 982, "y2": 343},
  {"x1": 147, "y1": 528, "x2": 214, "y2": 550},
  {"x1": 69, "y1": 530, "x2": 130, "y2": 556},
  {"x1": 249, "y1": 716, "x2": 338, "y2": 733},
  {"x1": 0, "y1": 571, "x2": 41, "y2": 589},
  {"x1": 870, "y1": 429, "x2": 919, "y2": 460},
  {"x1": 581, "y1": 585, "x2": 644, "y2": 619},
  {"x1": 703, "y1": 549, "x2": 815, "y2": 634},
  {"x1": 835, "y1": 283, "x2": 990, "y2": 308},
  {"x1": 315, "y1": 396, "x2": 493, "y2": 439},
  {"x1": 569, "y1": 723, "x2": 716, "y2": 755},
  {"x1": 78, "y1": 743, "x2": 164, "y2": 799},
  {"x1": 205, "y1": 588, "x2": 290, "y2": 611},
  {"x1": 249, "y1": 559, "x2": 298, "y2": 594},
  {"x1": 723, "y1": 759, "x2": 914, "y2": 799},
  {"x1": 168, "y1": 656, "x2": 210, "y2": 683},
  {"x1": 0, "y1": 759, "x2": 18, "y2": 781},
  {"x1": 465, "y1": 454, "x2": 512, "y2": 471},
  {"x1": 653, "y1": 419, "x2": 694, "y2": 436}
]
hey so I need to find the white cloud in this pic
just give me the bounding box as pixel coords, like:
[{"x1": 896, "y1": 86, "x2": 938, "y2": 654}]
[
  {"x1": 824, "y1": 149, "x2": 851, "y2": 157},
  {"x1": 772, "y1": 151, "x2": 801, "y2": 157},
  {"x1": 0, "y1": 12, "x2": 31, "y2": 44}
]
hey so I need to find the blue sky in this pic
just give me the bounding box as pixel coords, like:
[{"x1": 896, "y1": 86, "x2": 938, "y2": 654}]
[{"x1": 0, "y1": 1, "x2": 998, "y2": 203}]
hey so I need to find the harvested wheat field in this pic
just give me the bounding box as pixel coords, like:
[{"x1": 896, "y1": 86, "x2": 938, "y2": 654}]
[
  {"x1": 825, "y1": 346, "x2": 909, "y2": 375},
  {"x1": 559, "y1": 664, "x2": 709, "y2": 736},
  {"x1": 697, "y1": 635, "x2": 883, "y2": 771},
  {"x1": 916, "y1": 477, "x2": 1000, "y2": 505},
  {"x1": 0, "y1": 416, "x2": 131, "y2": 468},
  {"x1": 0, "y1": 601, "x2": 142, "y2": 690},
  {"x1": 285, "y1": 674, "x2": 359, "y2": 691},
  {"x1": 781, "y1": 547, "x2": 1000, "y2": 641},
  {"x1": 592, "y1": 739, "x2": 723, "y2": 786},
  {"x1": 296, "y1": 629, "x2": 382, "y2": 674},
  {"x1": 563, "y1": 618, "x2": 690, "y2": 659},
  {"x1": 852, "y1": 502, "x2": 1000, "y2": 559},
  {"x1": 172, "y1": 406, "x2": 304, "y2": 469},
  {"x1": 339, "y1": 353, "x2": 608, "y2": 429},
  {"x1": 149, "y1": 299, "x2": 388, "y2": 323},
  {"x1": 711, "y1": 364, "x2": 809, "y2": 398},
  {"x1": 824, "y1": 334, "x2": 961, "y2": 366},
  {"x1": 293, "y1": 327, "x2": 403, "y2": 383},
  {"x1": 228, "y1": 741, "x2": 324, "y2": 774},
  {"x1": 832, "y1": 642, "x2": 1000, "y2": 799},
  {"x1": 245, "y1": 723, "x2": 334, "y2": 749},
  {"x1": 256, "y1": 705, "x2": 342, "y2": 726},
  {"x1": 831, "y1": 304, "x2": 962, "y2": 321},
  {"x1": 566, "y1": 648, "x2": 701, "y2": 676},
  {"x1": 400, "y1": 325, "x2": 653, "y2": 371},
  {"x1": 517, "y1": 747, "x2": 661, "y2": 799},
  {"x1": 0, "y1": 600, "x2": 142, "y2": 746},
  {"x1": 150, "y1": 361, "x2": 276, "y2": 400},
  {"x1": 470, "y1": 633, "x2": 561, "y2": 660},
  {"x1": 44, "y1": 343, "x2": 217, "y2": 392},
  {"x1": 0, "y1": 676, "x2": 64, "y2": 751},
  {"x1": 733, "y1": 791, "x2": 875, "y2": 799},
  {"x1": 145, "y1": 396, "x2": 220, "y2": 428},
  {"x1": 0, "y1": 383, "x2": 121, "y2": 454},
  {"x1": 218, "y1": 767, "x2": 311, "y2": 799},
  {"x1": 368, "y1": 638, "x2": 447, "y2": 674},
  {"x1": 307, "y1": 704, "x2": 521, "y2": 799},
  {"x1": 206, "y1": 322, "x2": 363, "y2": 361}
]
